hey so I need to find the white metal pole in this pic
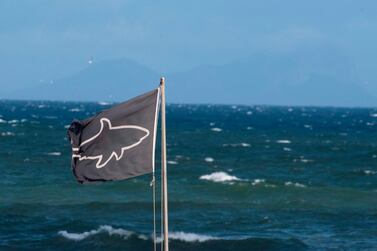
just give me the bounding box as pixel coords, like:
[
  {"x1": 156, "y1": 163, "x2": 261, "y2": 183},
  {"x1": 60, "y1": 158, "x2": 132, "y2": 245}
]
[{"x1": 160, "y1": 77, "x2": 169, "y2": 251}]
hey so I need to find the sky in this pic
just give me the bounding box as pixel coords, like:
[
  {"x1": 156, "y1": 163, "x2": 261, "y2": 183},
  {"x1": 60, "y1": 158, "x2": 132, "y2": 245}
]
[{"x1": 1, "y1": 0, "x2": 377, "y2": 104}]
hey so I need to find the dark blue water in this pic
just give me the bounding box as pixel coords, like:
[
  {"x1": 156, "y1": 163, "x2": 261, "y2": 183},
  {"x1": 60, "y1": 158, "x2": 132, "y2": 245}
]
[{"x1": 1, "y1": 101, "x2": 377, "y2": 250}]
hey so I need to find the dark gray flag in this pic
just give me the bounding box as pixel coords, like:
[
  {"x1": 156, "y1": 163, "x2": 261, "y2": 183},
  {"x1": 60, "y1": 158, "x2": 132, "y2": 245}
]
[{"x1": 67, "y1": 88, "x2": 160, "y2": 183}]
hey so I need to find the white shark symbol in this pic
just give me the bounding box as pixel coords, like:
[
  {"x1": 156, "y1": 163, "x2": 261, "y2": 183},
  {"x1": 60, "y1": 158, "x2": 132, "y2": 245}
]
[{"x1": 72, "y1": 118, "x2": 150, "y2": 169}]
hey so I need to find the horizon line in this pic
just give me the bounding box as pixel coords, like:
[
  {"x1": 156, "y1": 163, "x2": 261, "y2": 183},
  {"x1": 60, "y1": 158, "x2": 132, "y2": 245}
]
[{"x1": 1, "y1": 97, "x2": 376, "y2": 109}]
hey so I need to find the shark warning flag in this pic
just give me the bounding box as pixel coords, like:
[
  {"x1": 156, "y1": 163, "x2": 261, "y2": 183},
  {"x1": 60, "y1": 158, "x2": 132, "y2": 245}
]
[{"x1": 67, "y1": 88, "x2": 160, "y2": 183}]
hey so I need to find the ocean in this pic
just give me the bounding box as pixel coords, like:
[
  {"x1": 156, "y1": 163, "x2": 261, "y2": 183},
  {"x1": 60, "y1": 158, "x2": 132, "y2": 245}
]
[{"x1": 0, "y1": 100, "x2": 376, "y2": 251}]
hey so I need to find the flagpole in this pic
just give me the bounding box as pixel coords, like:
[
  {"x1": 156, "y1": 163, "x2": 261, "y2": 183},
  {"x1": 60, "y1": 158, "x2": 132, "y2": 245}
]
[{"x1": 160, "y1": 77, "x2": 169, "y2": 251}]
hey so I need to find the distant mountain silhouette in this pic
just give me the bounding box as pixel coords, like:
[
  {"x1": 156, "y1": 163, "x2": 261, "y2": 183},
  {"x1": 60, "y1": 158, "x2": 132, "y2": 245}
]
[
  {"x1": 168, "y1": 48, "x2": 375, "y2": 107},
  {"x1": 12, "y1": 58, "x2": 159, "y2": 102},
  {"x1": 10, "y1": 49, "x2": 377, "y2": 107}
]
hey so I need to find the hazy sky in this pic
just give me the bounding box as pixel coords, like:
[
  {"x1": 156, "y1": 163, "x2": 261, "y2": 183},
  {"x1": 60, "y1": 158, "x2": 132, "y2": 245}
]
[{"x1": 1, "y1": 0, "x2": 377, "y2": 96}]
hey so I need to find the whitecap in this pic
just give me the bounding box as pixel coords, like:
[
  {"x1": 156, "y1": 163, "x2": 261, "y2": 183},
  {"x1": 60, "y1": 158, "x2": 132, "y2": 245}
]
[
  {"x1": 246, "y1": 111, "x2": 253, "y2": 115},
  {"x1": 138, "y1": 234, "x2": 148, "y2": 240},
  {"x1": 222, "y1": 143, "x2": 250, "y2": 148},
  {"x1": 251, "y1": 179, "x2": 265, "y2": 186},
  {"x1": 364, "y1": 170, "x2": 376, "y2": 175},
  {"x1": 7, "y1": 120, "x2": 19, "y2": 124},
  {"x1": 167, "y1": 160, "x2": 178, "y2": 165},
  {"x1": 200, "y1": 172, "x2": 240, "y2": 183},
  {"x1": 283, "y1": 147, "x2": 292, "y2": 152},
  {"x1": 0, "y1": 118, "x2": 7, "y2": 123},
  {"x1": 204, "y1": 157, "x2": 214, "y2": 163},
  {"x1": 276, "y1": 140, "x2": 291, "y2": 144},
  {"x1": 58, "y1": 225, "x2": 132, "y2": 241},
  {"x1": 1, "y1": 132, "x2": 15, "y2": 136},
  {"x1": 211, "y1": 127, "x2": 222, "y2": 132},
  {"x1": 158, "y1": 232, "x2": 219, "y2": 243},
  {"x1": 300, "y1": 159, "x2": 313, "y2": 163},
  {"x1": 59, "y1": 226, "x2": 219, "y2": 244},
  {"x1": 46, "y1": 152, "x2": 61, "y2": 156},
  {"x1": 246, "y1": 126, "x2": 253, "y2": 130},
  {"x1": 285, "y1": 181, "x2": 306, "y2": 188},
  {"x1": 370, "y1": 113, "x2": 377, "y2": 117}
]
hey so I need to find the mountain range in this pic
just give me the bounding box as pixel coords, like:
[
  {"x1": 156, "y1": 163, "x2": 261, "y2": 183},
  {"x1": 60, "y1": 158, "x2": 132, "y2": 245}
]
[{"x1": 8, "y1": 49, "x2": 376, "y2": 107}]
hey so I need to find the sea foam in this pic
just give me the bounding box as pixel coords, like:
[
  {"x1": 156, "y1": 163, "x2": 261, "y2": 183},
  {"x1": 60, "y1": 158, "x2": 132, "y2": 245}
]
[
  {"x1": 364, "y1": 170, "x2": 376, "y2": 175},
  {"x1": 58, "y1": 225, "x2": 133, "y2": 241},
  {"x1": 276, "y1": 140, "x2": 291, "y2": 144},
  {"x1": 251, "y1": 179, "x2": 266, "y2": 186},
  {"x1": 59, "y1": 226, "x2": 219, "y2": 243},
  {"x1": 1, "y1": 132, "x2": 15, "y2": 136},
  {"x1": 204, "y1": 157, "x2": 214, "y2": 163},
  {"x1": 211, "y1": 127, "x2": 222, "y2": 132},
  {"x1": 200, "y1": 172, "x2": 240, "y2": 183},
  {"x1": 46, "y1": 152, "x2": 61, "y2": 156},
  {"x1": 222, "y1": 143, "x2": 250, "y2": 147},
  {"x1": 284, "y1": 181, "x2": 306, "y2": 188},
  {"x1": 158, "y1": 232, "x2": 219, "y2": 243}
]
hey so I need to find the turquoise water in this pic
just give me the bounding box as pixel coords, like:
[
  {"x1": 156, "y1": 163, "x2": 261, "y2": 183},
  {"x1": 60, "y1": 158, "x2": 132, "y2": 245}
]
[{"x1": 1, "y1": 101, "x2": 377, "y2": 250}]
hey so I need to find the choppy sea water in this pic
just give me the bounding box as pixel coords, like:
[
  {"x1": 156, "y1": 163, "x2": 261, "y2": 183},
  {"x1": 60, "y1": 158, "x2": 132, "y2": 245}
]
[{"x1": 0, "y1": 100, "x2": 377, "y2": 251}]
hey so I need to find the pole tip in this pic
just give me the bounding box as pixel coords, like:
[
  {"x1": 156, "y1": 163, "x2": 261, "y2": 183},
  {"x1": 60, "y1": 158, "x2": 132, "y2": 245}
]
[{"x1": 160, "y1": 77, "x2": 165, "y2": 86}]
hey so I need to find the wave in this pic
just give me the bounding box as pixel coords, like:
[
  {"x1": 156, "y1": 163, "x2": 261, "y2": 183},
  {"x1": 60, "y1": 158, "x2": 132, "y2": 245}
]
[
  {"x1": 157, "y1": 232, "x2": 219, "y2": 243},
  {"x1": 204, "y1": 157, "x2": 215, "y2": 163},
  {"x1": 58, "y1": 225, "x2": 306, "y2": 250},
  {"x1": 7, "y1": 119, "x2": 19, "y2": 124},
  {"x1": 364, "y1": 170, "x2": 376, "y2": 175},
  {"x1": 58, "y1": 225, "x2": 133, "y2": 241},
  {"x1": 1, "y1": 132, "x2": 15, "y2": 136},
  {"x1": 284, "y1": 181, "x2": 307, "y2": 188},
  {"x1": 200, "y1": 172, "x2": 240, "y2": 183},
  {"x1": 46, "y1": 152, "x2": 61, "y2": 156},
  {"x1": 59, "y1": 226, "x2": 218, "y2": 243},
  {"x1": 211, "y1": 127, "x2": 222, "y2": 132},
  {"x1": 276, "y1": 140, "x2": 291, "y2": 144},
  {"x1": 251, "y1": 179, "x2": 266, "y2": 186},
  {"x1": 167, "y1": 160, "x2": 178, "y2": 165},
  {"x1": 222, "y1": 143, "x2": 251, "y2": 147},
  {"x1": 200, "y1": 174, "x2": 308, "y2": 189}
]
